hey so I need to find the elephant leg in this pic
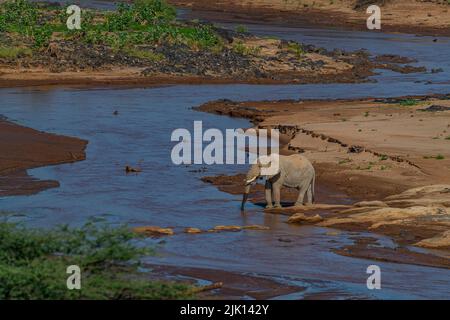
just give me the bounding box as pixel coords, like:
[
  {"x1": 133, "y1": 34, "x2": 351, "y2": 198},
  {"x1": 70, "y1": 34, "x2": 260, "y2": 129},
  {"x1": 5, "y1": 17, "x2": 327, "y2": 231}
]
[
  {"x1": 265, "y1": 180, "x2": 273, "y2": 209},
  {"x1": 295, "y1": 185, "x2": 308, "y2": 206},
  {"x1": 273, "y1": 182, "x2": 282, "y2": 208},
  {"x1": 305, "y1": 183, "x2": 313, "y2": 205}
]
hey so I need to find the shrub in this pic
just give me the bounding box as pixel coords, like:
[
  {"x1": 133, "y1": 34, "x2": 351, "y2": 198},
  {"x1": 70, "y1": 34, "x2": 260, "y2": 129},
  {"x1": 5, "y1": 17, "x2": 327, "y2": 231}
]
[
  {"x1": 134, "y1": 0, "x2": 176, "y2": 25},
  {"x1": 32, "y1": 25, "x2": 53, "y2": 48},
  {"x1": 0, "y1": 46, "x2": 32, "y2": 59},
  {"x1": 106, "y1": 3, "x2": 136, "y2": 31},
  {"x1": 124, "y1": 47, "x2": 165, "y2": 61},
  {"x1": 106, "y1": 0, "x2": 176, "y2": 31},
  {"x1": 1, "y1": 0, "x2": 38, "y2": 28},
  {"x1": 0, "y1": 15, "x2": 6, "y2": 32},
  {"x1": 232, "y1": 40, "x2": 260, "y2": 56},
  {"x1": 0, "y1": 221, "x2": 193, "y2": 299},
  {"x1": 288, "y1": 42, "x2": 305, "y2": 59},
  {"x1": 399, "y1": 99, "x2": 418, "y2": 106},
  {"x1": 235, "y1": 25, "x2": 248, "y2": 33}
]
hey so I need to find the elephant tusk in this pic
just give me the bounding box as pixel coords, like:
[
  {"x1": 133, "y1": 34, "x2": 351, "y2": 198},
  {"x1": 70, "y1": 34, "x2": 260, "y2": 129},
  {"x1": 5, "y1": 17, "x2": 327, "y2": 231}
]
[{"x1": 245, "y1": 177, "x2": 257, "y2": 185}]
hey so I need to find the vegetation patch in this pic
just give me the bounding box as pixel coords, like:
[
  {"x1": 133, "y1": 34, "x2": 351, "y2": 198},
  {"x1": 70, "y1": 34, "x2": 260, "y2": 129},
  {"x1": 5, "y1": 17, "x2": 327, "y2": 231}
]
[
  {"x1": 0, "y1": 0, "x2": 222, "y2": 50},
  {"x1": 0, "y1": 220, "x2": 193, "y2": 299},
  {"x1": 0, "y1": 46, "x2": 32, "y2": 59},
  {"x1": 423, "y1": 154, "x2": 445, "y2": 160},
  {"x1": 399, "y1": 99, "x2": 419, "y2": 106}
]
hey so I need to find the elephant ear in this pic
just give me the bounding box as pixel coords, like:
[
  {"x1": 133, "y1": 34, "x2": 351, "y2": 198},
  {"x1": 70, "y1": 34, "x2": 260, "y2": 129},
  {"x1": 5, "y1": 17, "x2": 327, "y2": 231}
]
[{"x1": 259, "y1": 154, "x2": 280, "y2": 179}]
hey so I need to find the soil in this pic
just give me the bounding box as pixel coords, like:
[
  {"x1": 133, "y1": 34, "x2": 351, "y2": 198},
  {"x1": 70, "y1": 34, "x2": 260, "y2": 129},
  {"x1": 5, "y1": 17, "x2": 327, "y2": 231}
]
[
  {"x1": 145, "y1": 264, "x2": 305, "y2": 299},
  {"x1": 0, "y1": 118, "x2": 87, "y2": 196}
]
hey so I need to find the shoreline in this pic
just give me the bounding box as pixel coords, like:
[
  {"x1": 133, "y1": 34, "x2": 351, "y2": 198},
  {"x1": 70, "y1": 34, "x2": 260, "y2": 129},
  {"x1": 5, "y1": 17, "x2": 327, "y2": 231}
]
[
  {"x1": 0, "y1": 71, "x2": 372, "y2": 88},
  {"x1": 170, "y1": 0, "x2": 450, "y2": 37},
  {"x1": 0, "y1": 118, "x2": 88, "y2": 197}
]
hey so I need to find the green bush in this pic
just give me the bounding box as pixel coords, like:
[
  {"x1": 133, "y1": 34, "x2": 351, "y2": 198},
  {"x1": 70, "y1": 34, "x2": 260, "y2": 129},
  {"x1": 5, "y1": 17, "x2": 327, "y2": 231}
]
[
  {"x1": 0, "y1": 15, "x2": 6, "y2": 32},
  {"x1": 399, "y1": 99, "x2": 418, "y2": 106},
  {"x1": 32, "y1": 25, "x2": 53, "y2": 48},
  {"x1": 106, "y1": 3, "x2": 136, "y2": 31},
  {"x1": 0, "y1": 221, "x2": 193, "y2": 299},
  {"x1": 288, "y1": 42, "x2": 305, "y2": 59},
  {"x1": 1, "y1": 0, "x2": 37, "y2": 27},
  {"x1": 235, "y1": 25, "x2": 248, "y2": 33},
  {"x1": 106, "y1": 0, "x2": 176, "y2": 31},
  {"x1": 0, "y1": 0, "x2": 223, "y2": 56},
  {"x1": 134, "y1": 0, "x2": 176, "y2": 25}
]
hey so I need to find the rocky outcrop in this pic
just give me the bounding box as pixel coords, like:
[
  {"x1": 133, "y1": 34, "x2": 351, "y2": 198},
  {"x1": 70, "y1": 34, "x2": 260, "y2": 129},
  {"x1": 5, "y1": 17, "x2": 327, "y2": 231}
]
[
  {"x1": 287, "y1": 213, "x2": 324, "y2": 224},
  {"x1": 132, "y1": 226, "x2": 175, "y2": 236},
  {"x1": 416, "y1": 230, "x2": 450, "y2": 249},
  {"x1": 317, "y1": 185, "x2": 450, "y2": 248}
]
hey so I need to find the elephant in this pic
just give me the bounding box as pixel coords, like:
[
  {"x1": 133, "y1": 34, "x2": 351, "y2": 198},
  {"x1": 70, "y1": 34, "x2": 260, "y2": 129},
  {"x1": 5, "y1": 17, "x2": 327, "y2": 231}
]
[{"x1": 241, "y1": 154, "x2": 315, "y2": 210}]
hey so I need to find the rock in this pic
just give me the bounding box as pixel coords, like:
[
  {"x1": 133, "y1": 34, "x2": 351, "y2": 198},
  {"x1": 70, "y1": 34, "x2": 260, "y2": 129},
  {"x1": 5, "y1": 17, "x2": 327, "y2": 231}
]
[
  {"x1": 354, "y1": 200, "x2": 388, "y2": 208},
  {"x1": 242, "y1": 225, "x2": 270, "y2": 231},
  {"x1": 211, "y1": 225, "x2": 242, "y2": 232},
  {"x1": 348, "y1": 145, "x2": 365, "y2": 153},
  {"x1": 326, "y1": 231, "x2": 341, "y2": 236},
  {"x1": 133, "y1": 226, "x2": 174, "y2": 236},
  {"x1": 415, "y1": 230, "x2": 450, "y2": 249},
  {"x1": 431, "y1": 68, "x2": 443, "y2": 74},
  {"x1": 185, "y1": 227, "x2": 202, "y2": 234},
  {"x1": 384, "y1": 184, "x2": 450, "y2": 200},
  {"x1": 287, "y1": 213, "x2": 324, "y2": 224},
  {"x1": 386, "y1": 198, "x2": 450, "y2": 208},
  {"x1": 372, "y1": 54, "x2": 417, "y2": 64},
  {"x1": 125, "y1": 165, "x2": 141, "y2": 173},
  {"x1": 319, "y1": 206, "x2": 450, "y2": 231},
  {"x1": 420, "y1": 105, "x2": 450, "y2": 112}
]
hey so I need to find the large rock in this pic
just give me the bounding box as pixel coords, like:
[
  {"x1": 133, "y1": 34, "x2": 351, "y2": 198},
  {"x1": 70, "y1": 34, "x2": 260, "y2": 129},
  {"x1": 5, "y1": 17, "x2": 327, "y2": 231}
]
[
  {"x1": 319, "y1": 206, "x2": 450, "y2": 230},
  {"x1": 287, "y1": 213, "x2": 324, "y2": 224},
  {"x1": 133, "y1": 226, "x2": 174, "y2": 236},
  {"x1": 382, "y1": 185, "x2": 450, "y2": 208},
  {"x1": 384, "y1": 185, "x2": 450, "y2": 201},
  {"x1": 415, "y1": 230, "x2": 450, "y2": 249},
  {"x1": 354, "y1": 200, "x2": 388, "y2": 207},
  {"x1": 185, "y1": 227, "x2": 203, "y2": 234},
  {"x1": 210, "y1": 225, "x2": 242, "y2": 232}
]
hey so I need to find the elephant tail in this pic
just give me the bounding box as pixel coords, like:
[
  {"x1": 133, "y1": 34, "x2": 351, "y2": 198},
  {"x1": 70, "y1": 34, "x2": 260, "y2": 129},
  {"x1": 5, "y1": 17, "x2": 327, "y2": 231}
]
[{"x1": 312, "y1": 174, "x2": 316, "y2": 203}]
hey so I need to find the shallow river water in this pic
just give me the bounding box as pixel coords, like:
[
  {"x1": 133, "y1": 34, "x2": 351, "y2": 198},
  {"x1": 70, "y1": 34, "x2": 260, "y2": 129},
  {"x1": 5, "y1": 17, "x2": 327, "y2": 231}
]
[{"x1": 1, "y1": 10, "x2": 450, "y2": 299}]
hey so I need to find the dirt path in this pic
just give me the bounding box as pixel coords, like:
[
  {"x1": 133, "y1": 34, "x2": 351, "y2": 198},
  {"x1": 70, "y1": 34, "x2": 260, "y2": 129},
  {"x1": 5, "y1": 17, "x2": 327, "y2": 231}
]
[
  {"x1": 0, "y1": 118, "x2": 87, "y2": 196},
  {"x1": 171, "y1": 0, "x2": 450, "y2": 36}
]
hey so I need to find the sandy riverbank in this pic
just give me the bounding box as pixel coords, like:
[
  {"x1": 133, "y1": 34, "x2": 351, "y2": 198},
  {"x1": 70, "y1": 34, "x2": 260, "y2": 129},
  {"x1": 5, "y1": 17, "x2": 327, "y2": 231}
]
[
  {"x1": 170, "y1": 0, "x2": 450, "y2": 36},
  {"x1": 196, "y1": 95, "x2": 450, "y2": 261},
  {"x1": 0, "y1": 39, "x2": 409, "y2": 87},
  {"x1": 0, "y1": 118, "x2": 87, "y2": 196}
]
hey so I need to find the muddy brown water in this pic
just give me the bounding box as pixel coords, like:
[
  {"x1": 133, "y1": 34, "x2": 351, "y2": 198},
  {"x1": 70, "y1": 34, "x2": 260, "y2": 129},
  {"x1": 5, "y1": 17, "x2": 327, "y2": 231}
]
[{"x1": 1, "y1": 9, "x2": 450, "y2": 299}]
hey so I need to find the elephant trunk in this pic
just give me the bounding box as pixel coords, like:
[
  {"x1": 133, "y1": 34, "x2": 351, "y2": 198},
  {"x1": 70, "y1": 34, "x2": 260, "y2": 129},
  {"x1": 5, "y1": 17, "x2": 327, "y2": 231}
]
[{"x1": 241, "y1": 184, "x2": 252, "y2": 211}]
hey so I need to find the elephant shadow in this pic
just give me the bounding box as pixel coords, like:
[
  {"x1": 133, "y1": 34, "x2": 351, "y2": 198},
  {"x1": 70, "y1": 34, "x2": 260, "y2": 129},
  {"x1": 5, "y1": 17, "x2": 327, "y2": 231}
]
[{"x1": 253, "y1": 201, "x2": 296, "y2": 208}]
